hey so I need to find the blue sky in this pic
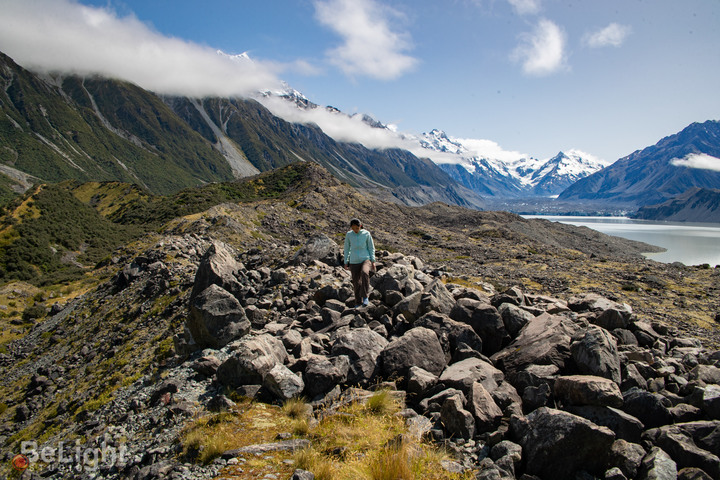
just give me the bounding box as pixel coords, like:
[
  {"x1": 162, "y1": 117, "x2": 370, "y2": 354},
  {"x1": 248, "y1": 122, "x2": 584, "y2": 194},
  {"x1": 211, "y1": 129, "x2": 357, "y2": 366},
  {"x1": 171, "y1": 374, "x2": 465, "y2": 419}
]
[{"x1": 1, "y1": 0, "x2": 719, "y2": 164}]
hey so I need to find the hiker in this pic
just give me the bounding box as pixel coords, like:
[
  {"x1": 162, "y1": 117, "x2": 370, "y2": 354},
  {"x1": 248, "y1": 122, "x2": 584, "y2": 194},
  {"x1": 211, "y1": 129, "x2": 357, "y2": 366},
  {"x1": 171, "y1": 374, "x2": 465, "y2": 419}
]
[{"x1": 343, "y1": 218, "x2": 376, "y2": 307}]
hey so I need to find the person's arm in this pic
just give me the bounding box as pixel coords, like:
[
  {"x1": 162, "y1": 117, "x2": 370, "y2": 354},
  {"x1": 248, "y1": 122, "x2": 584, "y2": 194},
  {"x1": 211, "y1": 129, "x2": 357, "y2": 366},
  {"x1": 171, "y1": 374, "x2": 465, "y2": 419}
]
[
  {"x1": 343, "y1": 233, "x2": 350, "y2": 269},
  {"x1": 367, "y1": 231, "x2": 375, "y2": 263}
]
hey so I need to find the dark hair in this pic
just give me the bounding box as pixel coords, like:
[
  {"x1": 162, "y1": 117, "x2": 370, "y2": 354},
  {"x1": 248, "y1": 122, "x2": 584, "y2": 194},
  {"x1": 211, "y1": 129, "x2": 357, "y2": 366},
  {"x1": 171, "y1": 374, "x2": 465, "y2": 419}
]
[{"x1": 350, "y1": 218, "x2": 361, "y2": 227}]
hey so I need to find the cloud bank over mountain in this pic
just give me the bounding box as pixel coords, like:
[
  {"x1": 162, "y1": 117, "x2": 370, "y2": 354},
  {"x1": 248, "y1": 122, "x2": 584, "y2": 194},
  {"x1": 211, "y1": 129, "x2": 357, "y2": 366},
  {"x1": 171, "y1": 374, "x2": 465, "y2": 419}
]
[
  {"x1": 671, "y1": 153, "x2": 720, "y2": 172},
  {"x1": 0, "y1": 0, "x2": 283, "y2": 97}
]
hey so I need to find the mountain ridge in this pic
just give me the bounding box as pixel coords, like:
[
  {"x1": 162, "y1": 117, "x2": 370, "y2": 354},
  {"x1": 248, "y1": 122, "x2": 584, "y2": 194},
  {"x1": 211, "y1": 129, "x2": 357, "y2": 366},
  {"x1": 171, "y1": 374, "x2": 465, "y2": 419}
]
[
  {"x1": 558, "y1": 120, "x2": 720, "y2": 208},
  {"x1": 0, "y1": 50, "x2": 483, "y2": 210},
  {"x1": 418, "y1": 129, "x2": 608, "y2": 198}
]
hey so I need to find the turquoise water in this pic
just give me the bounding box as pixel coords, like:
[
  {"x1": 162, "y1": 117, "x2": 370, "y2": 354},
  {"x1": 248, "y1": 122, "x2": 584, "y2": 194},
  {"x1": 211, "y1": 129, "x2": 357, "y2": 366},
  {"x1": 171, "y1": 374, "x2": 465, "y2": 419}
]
[{"x1": 524, "y1": 216, "x2": 720, "y2": 266}]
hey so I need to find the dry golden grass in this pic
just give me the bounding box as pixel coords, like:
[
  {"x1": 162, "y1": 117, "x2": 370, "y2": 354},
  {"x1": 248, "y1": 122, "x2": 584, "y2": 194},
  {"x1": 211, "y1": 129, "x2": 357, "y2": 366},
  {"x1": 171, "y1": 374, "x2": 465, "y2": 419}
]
[{"x1": 186, "y1": 389, "x2": 474, "y2": 480}]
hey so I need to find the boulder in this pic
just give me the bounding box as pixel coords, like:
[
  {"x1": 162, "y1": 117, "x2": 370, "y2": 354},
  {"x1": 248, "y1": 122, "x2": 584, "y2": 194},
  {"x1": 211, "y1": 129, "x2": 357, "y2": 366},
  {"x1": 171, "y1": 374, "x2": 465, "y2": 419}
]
[
  {"x1": 511, "y1": 407, "x2": 616, "y2": 479},
  {"x1": 303, "y1": 354, "x2": 350, "y2": 399},
  {"x1": 700, "y1": 385, "x2": 720, "y2": 420},
  {"x1": 441, "y1": 394, "x2": 475, "y2": 440},
  {"x1": 623, "y1": 387, "x2": 673, "y2": 429},
  {"x1": 638, "y1": 447, "x2": 677, "y2": 480},
  {"x1": 491, "y1": 313, "x2": 578, "y2": 377},
  {"x1": 609, "y1": 439, "x2": 646, "y2": 479},
  {"x1": 290, "y1": 234, "x2": 341, "y2": 266},
  {"x1": 392, "y1": 291, "x2": 423, "y2": 321},
  {"x1": 569, "y1": 293, "x2": 631, "y2": 321},
  {"x1": 566, "y1": 405, "x2": 645, "y2": 443},
  {"x1": 380, "y1": 327, "x2": 447, "y2": 381},
  {"x1": 643, "y1": 424, "x2": 720, "y2": 478},
  {"x1": 371, "y1": 264, "x2": 421, "y2": 297},
  {"x1": 186, "y1": 284, "x2": 250, "y2": 350},
  {"x1": 554, "y1": 375, "x2": 623, "y2": 408},
  {"x1": 498, "y1": 303, "x2": 534, "y2": 338},
  {"x1": 438, "y1": 357, "x2": 504, "y2": 397},
  {"x1": 450, "y1": 298, "x2": 508, "y2": 354},
  {"x1": 330, "y1": 328, "x2": 388, "y2": 385},
  {"x1": 570, "y1": 325, "x2": 621, "y2": 384},
  {"x1": 467, "y1": 381, "x2": 503, "y2": 432},
  {"x1": 216, "y1": 334, "x2": 288, "y2": 387},
  {"x1": 407, "y1": 366, "x2": 438, "y2": 399},
  {"x1": 191, "y1": 241, "x2": 244, "y2": 300},
  {"x1": 418, "y1": 279, "x2": 456, "y2": 316},
  {"x1": 677, "y1": 468, "x2": 714, "y2": 480},
  {"x1": 414, "y1": 312, "x2": 483, "y2": 360},
  {"x1": 264, "y1": 364, "x2": 305, "y2": 401}
]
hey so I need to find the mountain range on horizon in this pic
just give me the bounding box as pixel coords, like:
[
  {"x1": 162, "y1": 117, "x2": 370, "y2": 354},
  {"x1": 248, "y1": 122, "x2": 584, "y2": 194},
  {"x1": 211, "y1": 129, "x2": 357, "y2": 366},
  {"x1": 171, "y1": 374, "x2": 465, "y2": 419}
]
[{"x1": 1, "y1": 48, "x2": 719, "y2": 220}]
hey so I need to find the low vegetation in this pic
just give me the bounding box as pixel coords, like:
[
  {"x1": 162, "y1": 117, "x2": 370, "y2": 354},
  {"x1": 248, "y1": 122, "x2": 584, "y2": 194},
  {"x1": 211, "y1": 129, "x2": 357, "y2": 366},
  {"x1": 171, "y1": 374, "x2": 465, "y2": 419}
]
[{"x1": 179, "y1": 391, "x2": 473, "y2": 480}]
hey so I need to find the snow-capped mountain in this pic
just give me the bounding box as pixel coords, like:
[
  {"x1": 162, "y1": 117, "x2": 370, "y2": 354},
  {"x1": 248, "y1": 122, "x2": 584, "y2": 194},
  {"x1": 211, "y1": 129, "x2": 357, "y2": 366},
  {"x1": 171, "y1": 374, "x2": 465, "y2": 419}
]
[
  {"x1": 233, "y1": 51, "x2": 609, "y2": 200},
  {"x1": 420, "y1": 129, "x2": 610, "y2": 198}
]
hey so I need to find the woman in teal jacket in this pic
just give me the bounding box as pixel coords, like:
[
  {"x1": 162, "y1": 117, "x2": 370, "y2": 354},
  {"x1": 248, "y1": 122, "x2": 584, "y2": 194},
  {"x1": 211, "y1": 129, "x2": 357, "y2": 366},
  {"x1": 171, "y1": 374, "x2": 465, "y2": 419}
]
[{"x1": 343, "y1": 218, "x2": 376, "y2": 307}]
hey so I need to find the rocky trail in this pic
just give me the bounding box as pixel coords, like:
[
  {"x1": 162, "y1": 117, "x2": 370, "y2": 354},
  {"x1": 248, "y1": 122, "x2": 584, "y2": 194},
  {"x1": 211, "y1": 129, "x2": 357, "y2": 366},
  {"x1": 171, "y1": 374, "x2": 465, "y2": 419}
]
[{"x1": 4, "y1": 234, "x2": 720, "y2": 480}]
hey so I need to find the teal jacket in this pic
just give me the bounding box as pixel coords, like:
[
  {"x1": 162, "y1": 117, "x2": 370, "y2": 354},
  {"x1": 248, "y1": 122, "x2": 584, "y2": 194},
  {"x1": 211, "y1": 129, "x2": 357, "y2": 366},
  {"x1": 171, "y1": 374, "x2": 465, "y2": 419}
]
[{"x1": 343, "y1": 229, "x2": 376, "y2": 265}]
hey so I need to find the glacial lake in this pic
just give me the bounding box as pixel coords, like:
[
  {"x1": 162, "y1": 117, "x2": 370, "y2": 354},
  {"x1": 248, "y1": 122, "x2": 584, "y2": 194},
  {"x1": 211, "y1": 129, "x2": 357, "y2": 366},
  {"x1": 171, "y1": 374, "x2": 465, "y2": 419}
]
[{"x1": 523, "y1": 216, "x2": 720, "y2": 267}]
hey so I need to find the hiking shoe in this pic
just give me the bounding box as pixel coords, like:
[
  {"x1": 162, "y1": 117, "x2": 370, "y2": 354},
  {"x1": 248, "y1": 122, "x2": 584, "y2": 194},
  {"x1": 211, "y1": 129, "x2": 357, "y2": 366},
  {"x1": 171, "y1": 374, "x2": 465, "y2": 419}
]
[{"x1": 362, "y1": 297, "x2": 369, "y2": 306}]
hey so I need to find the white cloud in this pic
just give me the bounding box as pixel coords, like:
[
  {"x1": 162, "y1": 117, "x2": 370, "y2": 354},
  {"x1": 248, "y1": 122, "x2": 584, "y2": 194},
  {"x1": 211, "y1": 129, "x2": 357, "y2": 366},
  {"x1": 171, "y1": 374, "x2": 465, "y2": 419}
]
[
  {"x1": 507, "y1": 0, "x2": 541, "y2": 16},
  {"x1": 670, "y1": 153, "x2": 720, "y2": 172},
  {"x1": 0, "y1": 0, "x2": 284, "y2": 97},
  {"x1": 257, "y1": 95, "x2": 469, "y2": 165},
  {"x1": 584, "y1": 23, "x2": 632, "y2": 48},
  {"x1": 313, "y1": 0, "x2": 418, "y2": 80},
  {"x1": 511, "y1": 18, "x2": 567, "y2": 76},
  {"x1": 454, "y1": 138, "x2": 529, "y2": 164}
]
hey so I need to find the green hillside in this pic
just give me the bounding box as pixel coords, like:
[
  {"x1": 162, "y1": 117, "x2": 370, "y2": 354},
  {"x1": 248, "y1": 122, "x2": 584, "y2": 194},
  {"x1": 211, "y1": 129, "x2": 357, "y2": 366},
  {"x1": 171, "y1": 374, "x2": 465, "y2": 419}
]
[{"x1": 0, "y1": 52, "x2": 234, "y2": 195}]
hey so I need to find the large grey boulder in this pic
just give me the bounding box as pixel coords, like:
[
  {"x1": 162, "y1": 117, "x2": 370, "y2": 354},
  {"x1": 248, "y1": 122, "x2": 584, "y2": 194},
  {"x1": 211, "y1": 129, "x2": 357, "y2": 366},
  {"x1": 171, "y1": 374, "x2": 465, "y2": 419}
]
[
  {"x1": 290, "y1": 234, "x2": 341, "y2": 266},
  {"x1": 407, "y1": 366, "x2": 438, "y2": 399},
  {"x1": 467, "y1": 381, "x2": 503, "y2": 432},
  {"x1": 330, "y1": 328, "x2": 388, "y2": 385},
  {"x1": 569, "y1": 293, "x2": 632, "y2": 325},
  {"x1": 450, "y1": 298, "x2": 508, "y2": 354},
  {"x1": 498, "y1": 303, "x2": 535, "y2": 338},
  {"x1": 303, "y1": 354, "x2": 350, "y2": 399},
  {"x1": 414, "y1": 312, "x2": 483, "y2": 361},
  {"x1": 700, "y1": 385, "x2": 720, "y2": 420},
  {"x1": 441, "y1": 394, "x2": 475, "y2": 440},
  {"x1": 571, "y1": 325, "x2": 621, "y2": 384},
  {"x1": 216, "y1": 334, "x2": 288, "y2": 387},
  {"x1": 191, "y1": 240, "x2": 244, "y2": 300},
  {"x1": 491, "y1": 313, "x2": 579, "y2": 377},
  {"x1": 380, "y1": 327, "x2": 447, "y2": 381},
  {"x1": 638, "y1": 447, "x2": 677, "y2": 480},
  {"x1": 511, "y1": 407, "x2": 616, "y2": 480},
  {"x1": 371, "y1": 264, "x2": 421, "y2": 297},
  {"x1": 264, "y1": 364, "x2": 305, "y2": 401},
  {"x1": 186, "y1": 284, "x2": 250, "y2": 350},
  {"x1": 392, "y1": 291, "x2": 423, "y2": 321},
  {"x1": 438, "y1": 357, "x2": 504, "y2": 397},
  {"x1": 418, "y1": 279, "x2": 456, "y2": 317},
  {"x1": 623, "y1": 387, "x2": 673, "y2": 429},
  {"x1": 643, "y1": 423, "x2": 720, "y2": 478},
  {"x1": 609, "y1": 439, "x2": 646, "y2": 479},
  {"x1": 554, "y1": 375, "x2": 623, "y2": 408},
  {"x1": 567, "y1": 405, "x2": 645, "y2": 443}
]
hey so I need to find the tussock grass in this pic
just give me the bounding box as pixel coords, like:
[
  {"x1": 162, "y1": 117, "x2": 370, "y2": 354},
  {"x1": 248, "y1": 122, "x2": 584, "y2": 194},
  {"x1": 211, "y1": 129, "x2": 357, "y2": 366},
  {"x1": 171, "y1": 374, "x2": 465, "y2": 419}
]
[{"x1": 177, "y1": 388, "x2": 472, "y2": 479}]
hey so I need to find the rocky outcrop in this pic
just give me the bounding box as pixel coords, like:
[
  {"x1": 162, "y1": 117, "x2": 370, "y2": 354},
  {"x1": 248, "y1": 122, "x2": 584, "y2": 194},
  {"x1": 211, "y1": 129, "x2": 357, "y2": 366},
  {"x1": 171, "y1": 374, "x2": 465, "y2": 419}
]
[
  {"x1": 12, "y1": 238, "x2": 720, "y2": 480},
  {"x1": 173, "y1": 242, "x2": 720, "y2": 478}
]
